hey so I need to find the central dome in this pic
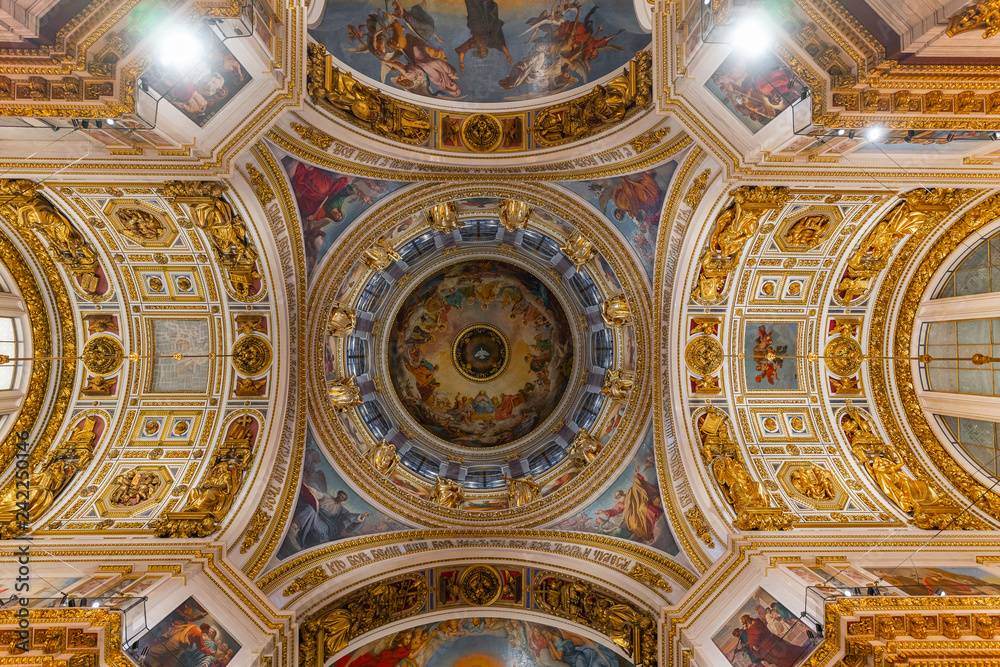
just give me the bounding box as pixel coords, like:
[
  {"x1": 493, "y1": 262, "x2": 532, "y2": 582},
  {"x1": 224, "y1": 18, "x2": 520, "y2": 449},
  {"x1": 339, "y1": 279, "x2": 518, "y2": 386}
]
[{"x1": 388, "y1": 259, "x2": 573, "y2": 447}]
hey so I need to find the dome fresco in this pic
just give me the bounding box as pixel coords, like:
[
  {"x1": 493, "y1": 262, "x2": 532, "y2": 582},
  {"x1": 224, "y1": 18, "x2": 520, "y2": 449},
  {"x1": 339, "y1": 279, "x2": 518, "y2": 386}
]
[
  {"x1": 388, "y1": 259, "x2": 573, "y2": 447},
  {"x1": 308, "y1": 0, "x2": 650, "y2": 104}
]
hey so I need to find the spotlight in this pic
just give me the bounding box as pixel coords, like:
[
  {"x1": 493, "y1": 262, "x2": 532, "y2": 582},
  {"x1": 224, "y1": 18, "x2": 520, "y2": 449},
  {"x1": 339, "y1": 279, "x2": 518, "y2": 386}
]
[
  {"x1": 865, "y1": 126, "x2": 884, "y2": 142},
  {"x1": 935, "y1": 588, "x2": 947, "y2": 597},
  {"x1": 990, "y1": 131, "x2": 1000, "y2": 141},
  {"x1": 837, "y1": 129, "x2": 845, "y2": 136},
  {"x1": 139, "y1": 78, "x2": 149, "y2": 93},
  {"x1": 703, "y1": 0, "x2": 710, "y2": 5},
  {"x1": 91, "y1": 601, "x2": 100, "y2": 608},
  {"x1": 107, "y1": 119, "x2": 115, "y2": 126},
  {"x1": 848, "y1": 130, "x2": 856, "y2": 139},
  {"x1": 156, "y1": 25, "x2": 204, "y2": 70},
  {"x1": 61, "y1": 594, "x2": 68, "y2": 607},
  {"x1": 730, "y1": 16, "x2": 771, "y2": 58},
  {"x1": 71, "y1": 119, "x2": 80, "y2": 129},
  {"x1": 843, "y1": 589, "x2": 852, "y2": 596},
  {"x1": 905, "y1": 130, "x2": 915, "y2": 143},
  {"x1": 81, "y1": 120, "x2": 89, "y2": 130},
  {"x1": 96, "y1": 120, "x2": 103, "y2": 129}
]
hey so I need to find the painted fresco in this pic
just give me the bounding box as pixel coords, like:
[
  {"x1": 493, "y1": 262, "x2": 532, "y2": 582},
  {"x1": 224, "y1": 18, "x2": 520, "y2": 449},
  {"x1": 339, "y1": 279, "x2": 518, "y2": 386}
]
[
  {"x1": 744, "y1": 322, "x2": 798, "y2": 391},
  {"x1": 142, "y1": 30, "x2": 252, "y2": 127},
  {"x1": 552, "y1": 427, "x2": 679, "y2": 556},
  {"x1": 136, "y1": 596, "x2": 241, "y2": 667},
  {"x1": 865, "y1": 566, "x2": 1000, "y2": 595},
  {"x1": 276, "y1": 429, "x2": 410, "y2": 560},
  {"x1": 310, "y1": 0, "x2": 649, "y2": 103},
  {"x1": 282, "y1": 156, "x2": 405, "y2": 276},
  {"x1": 388, "y1": 260, "x2": 573, "y2": 447},
  {"x1": 711, "y1": 588, "x2": 817, "y2": 667},
  {"x1": 151, "y1": 319, "x2": 210, "y2": 392},
  {"x1": 705, "y1": 52, "x2": 808, "y2": 133},
  {"x1": 333, "y1": 617, "x2": 633, "y2": 667},
  {"x1": 562, "y1": 164, "x2": 675, "y2": 280}
]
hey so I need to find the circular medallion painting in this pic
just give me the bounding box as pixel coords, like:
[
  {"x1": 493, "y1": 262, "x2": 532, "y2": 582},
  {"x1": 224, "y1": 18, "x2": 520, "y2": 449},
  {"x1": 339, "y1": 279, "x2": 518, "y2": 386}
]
[{"x1": 388, "y1": 259, "x2": 573, "y2": 447}]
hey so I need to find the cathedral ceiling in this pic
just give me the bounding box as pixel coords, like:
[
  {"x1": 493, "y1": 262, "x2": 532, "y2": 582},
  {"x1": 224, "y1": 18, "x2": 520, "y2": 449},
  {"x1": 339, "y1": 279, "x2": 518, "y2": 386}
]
[{"x1": 3, "y1": 1, "x2": 1000, "y2": 667}]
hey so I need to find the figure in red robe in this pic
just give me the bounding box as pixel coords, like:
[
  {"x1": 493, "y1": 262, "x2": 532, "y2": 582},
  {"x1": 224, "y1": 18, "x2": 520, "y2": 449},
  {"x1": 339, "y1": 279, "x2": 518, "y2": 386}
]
[{"x1": 731, "y1": 614, "x2": 810, "y2": 667}]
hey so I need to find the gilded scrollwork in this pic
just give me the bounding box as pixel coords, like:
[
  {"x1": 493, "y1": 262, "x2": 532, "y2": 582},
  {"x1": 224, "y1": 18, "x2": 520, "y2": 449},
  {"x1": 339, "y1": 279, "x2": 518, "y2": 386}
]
[{"x1": 693, "y1": 186, "x2": 790, "y2": 304}]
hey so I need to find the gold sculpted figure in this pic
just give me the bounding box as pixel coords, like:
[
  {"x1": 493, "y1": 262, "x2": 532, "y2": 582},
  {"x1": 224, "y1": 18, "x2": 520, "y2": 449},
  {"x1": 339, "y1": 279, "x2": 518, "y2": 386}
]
[
  {"x1": 362, "y1": 238, "x2": 401, "y2": 271},
  {"x1": 790, "y1": 464, "x2": 837, "y2": 500},
  {"x1": 184, "y1": 460, "x2": 242, "y2": 516},
  {"x1": 367, "y1": 440, "x2": 400, "y2": 476},
  {"x1": 190, "y1": 198, "x2": 257, "y2": 268},
  {"x1": 81, "y1": 374, "x2": 114, "y2": 396},
  {"x1": 600, "y1": 370, "x2": 634, "y2": 402},
  {"x1": 694, "y1": 187, "x2": 789, "y2": 303},
  {"x1": 601, "y1": 295, "x2": 632, "y2": 328},
  {"x1": 568, "y1": 428, "x2": 602, "y2": 467},
  {"x1": 328, "y1": 376, "x2": 363, "y2": 412},
  {"x1": 560, "y1": 231, "x2": 597, "y2": 268},
  {"x1": 424, "y1": 202, "x2": 459, "y2": 233},
  {"x1": 947, "y1": 0, "x2": 1000, "y2": 38},
  {"x1": 328, "y1": 302, "x2": 357, "y2": 338},
  {"x1": 430, "y1": 476, "x2": 464, "y2": 508},
  {"x1": 712, "y1": 456, "x2": 768, "y2": 511},
  {"x1": 783, "y1": 214, "x2": 830, "y2": 249},
  {"x1": 116, "y1": 209, "x2": 165, "y2": 242},
  {"x1": 233, "y1": 377, "x2": 266, "y2": 397},
  {"x1": 0, "y1": 460, "x2": 76, "y2": 537},
  {"x1": 505, "y1": 475, "x2": 541, "y2": 507},
  {"x1": 499, "y1": 200, "x2": 531, "y2": 231},
  {"x1": 838, "y1": 190, "x2": 958, "y2": 303},
  {"x1": 14, "y1": 196, "x2": 101, "y2": 292}
]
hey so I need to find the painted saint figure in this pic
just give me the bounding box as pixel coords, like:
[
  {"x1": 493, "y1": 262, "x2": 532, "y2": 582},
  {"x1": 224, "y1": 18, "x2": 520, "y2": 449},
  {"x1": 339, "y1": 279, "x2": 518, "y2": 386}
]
[{"x1": 456, "y1": 0, "x2": 513, "y2": 71}]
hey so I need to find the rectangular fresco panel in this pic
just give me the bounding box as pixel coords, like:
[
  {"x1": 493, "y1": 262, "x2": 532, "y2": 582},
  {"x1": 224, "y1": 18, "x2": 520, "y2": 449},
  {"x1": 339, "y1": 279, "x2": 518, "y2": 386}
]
[
  {"x1": 142, "y1": 30, "x2": 252, "y2": 128},
  {"x1": 135, "y1": 596, "x2": 241, "y2": 667},
  {"x1": 864, "y1": 566, "x2": 1000, "y2": 595},
  {"x1": 705, "y1": 52, "x2": 808, "y2": 133},
  {"x1": 309, "y1": 0, "x2": 649, "y2": 104},
  {"x1": 743, "y1": 322, "x2": 799, "y2": 391},
  {"x1": 281, "y1": 156, "x2": 406, "y2": 277},
  {"x1": 276, "y1": 428, "x2": 411, "y2": 560},
  {"x1": 552, "y1": 426, "x2": 679, "y2": 556},
  {"x1": 711, "y1": 588, "x2": 817, "y2": 667},
  {"x1": 151, "y1": 319, "x2": 210, "y2": 392},
  {"x1": 561, "y1": 163, "x2": 676, "y2": 281},
  {"x1": 332, "y1": 616, "x2": 633, "y2": 667}
]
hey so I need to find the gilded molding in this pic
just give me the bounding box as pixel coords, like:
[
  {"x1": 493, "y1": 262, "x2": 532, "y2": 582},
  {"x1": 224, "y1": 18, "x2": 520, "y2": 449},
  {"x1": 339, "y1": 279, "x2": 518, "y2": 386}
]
[
  {"x1": 872, "y1": 191, "x2": 1000, "y2": 524},
  {"x1": 947, "y1": 0, "x2": 1000, "y2": 38},
  {"x1": 283, "y1": 566, "x2": 330, "y2": 597},
  {"x1": 240, "y1": 508, "x2": 271, "y2": 554},
  {"x1": 0, "y1": 608, "x2": 130, "y2": 667}
]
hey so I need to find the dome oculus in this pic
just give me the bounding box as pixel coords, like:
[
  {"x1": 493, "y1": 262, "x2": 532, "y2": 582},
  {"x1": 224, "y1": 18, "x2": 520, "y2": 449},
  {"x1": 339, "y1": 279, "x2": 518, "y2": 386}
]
[{"x1": 388, "y1": 259, "x2": 573, "y2": 448}]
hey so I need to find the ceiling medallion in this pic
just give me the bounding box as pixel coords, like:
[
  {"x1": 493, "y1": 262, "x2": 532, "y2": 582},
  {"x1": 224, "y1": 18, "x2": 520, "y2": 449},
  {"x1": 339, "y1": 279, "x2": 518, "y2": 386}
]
[
  {"x1": 82, "y1": 335, "x2": 124, "y2": 376},
  {"x1": 231, "y1": 335, "x2": 273, "y2": 376},
  {"x1": 824, "y1": 336, "x2": 863, "y2": 376},
  {"x1": 388, "y1": 259, "x2": 573, "y2": 448},
  {"x1": 453, "y1": 324, "x2": 510, "y2": 382},
  {"x1": 459, "y1": 565, "x2": 503, "y2": 606},
  {"x1": 461, "y1": 114, "x2": 503, "y2": 153},
  {"x1": 685, "y1": 336, "x2": 724, "y2": 375}
]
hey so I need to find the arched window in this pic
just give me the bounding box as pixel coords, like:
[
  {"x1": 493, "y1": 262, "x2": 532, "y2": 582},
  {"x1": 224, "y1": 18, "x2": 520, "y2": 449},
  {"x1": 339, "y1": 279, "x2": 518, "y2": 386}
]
[
  {"x1": 916, "y1": 222, "x2": 1000, "y2": 483},
  {"x1": 934, "y1": 229, "x2": 1000, "y2": 298}
]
